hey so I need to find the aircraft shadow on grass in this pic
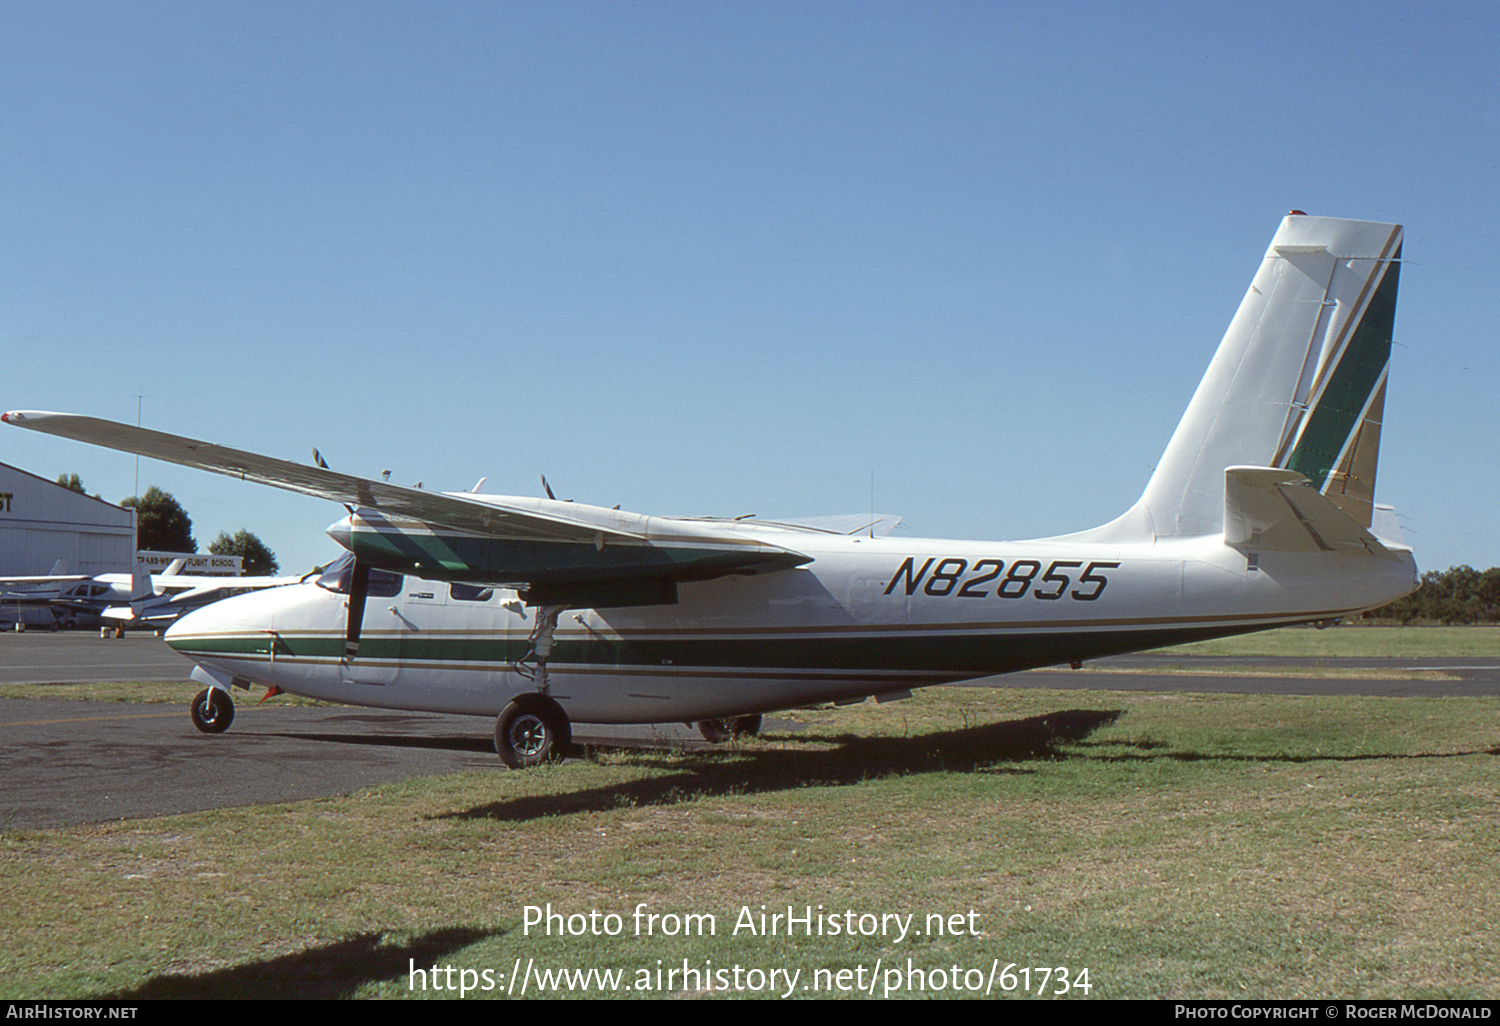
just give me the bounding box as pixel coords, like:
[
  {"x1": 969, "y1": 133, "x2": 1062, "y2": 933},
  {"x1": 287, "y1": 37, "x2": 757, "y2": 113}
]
[
  {"x1": 103, "y1": 925, "x2": 500, "y2": 1000},
  {"x1": 266, "y1": 729, "x2": 498, "y2": 754},
  {"x1": 436, "y1": 712, "x2": 1497, "y2": 823},
  {"x1": 439, "y1": 708, "x2": 1126, "y2": 823}
]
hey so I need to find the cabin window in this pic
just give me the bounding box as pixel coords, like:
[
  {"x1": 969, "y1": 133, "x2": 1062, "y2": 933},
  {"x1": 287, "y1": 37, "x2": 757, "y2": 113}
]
[
  {"x1": 450, "y1": 583, "x2": 494, "y2": 602},
  {"x1": 314, "y1": 554, "x2": 404, "y2": 597}
]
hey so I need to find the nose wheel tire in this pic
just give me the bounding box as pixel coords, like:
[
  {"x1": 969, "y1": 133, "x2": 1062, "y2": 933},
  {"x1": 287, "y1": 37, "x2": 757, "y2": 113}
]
[
  {"x1": 190, "y1": 688, "x2": 235, "y2": 734},
  {"x1": 495, "y1": 696, "x2": 571, "y2": 769}
]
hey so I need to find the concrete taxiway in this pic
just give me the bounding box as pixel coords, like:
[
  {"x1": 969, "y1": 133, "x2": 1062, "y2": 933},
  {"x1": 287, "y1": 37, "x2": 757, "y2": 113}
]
[{"x1": 3, "y1": 631, "x2": 1497, "y2": 830}]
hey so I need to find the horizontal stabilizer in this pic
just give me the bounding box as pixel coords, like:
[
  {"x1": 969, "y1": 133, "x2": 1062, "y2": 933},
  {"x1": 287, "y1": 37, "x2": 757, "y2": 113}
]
[{"x1": 1223, "y1": 466, "x2": 1401, "y2": 561}]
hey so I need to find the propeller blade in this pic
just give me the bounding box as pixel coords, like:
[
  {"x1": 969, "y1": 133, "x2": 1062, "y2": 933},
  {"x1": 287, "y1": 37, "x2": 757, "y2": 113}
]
[{"x1": 344, "y1": 560, "x2": 369, "y2": 662}]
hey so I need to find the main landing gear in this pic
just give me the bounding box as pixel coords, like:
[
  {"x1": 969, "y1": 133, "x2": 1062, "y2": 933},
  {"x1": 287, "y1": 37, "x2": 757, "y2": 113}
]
[
  {"x1": 496, "y1": 604, "x2": 573, "y2": 769},
  {"x1": 190, "y1": 687, "x2": 235, "y2": 734},
  {"x1": 695, "y1": 714, "x2": 763, "y2": 744}
]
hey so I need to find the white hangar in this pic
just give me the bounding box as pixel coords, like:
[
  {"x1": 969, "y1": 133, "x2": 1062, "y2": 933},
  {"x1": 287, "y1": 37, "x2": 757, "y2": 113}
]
[{"x1": 0, "y1": 462, "x2": 136, "y2": 576}]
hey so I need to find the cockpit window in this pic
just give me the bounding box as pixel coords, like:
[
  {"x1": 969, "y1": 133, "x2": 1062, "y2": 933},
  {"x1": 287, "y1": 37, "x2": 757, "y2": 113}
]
[
  {"x1": 450, "y1": 583, "x2": 494, "y2": 602},
  {"x1": 314, "y1": 554, "x2": 403, "y2": 597}
]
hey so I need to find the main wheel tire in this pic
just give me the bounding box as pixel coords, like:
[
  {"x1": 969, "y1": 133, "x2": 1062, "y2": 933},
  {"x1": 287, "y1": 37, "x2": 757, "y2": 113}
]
[
  {"x1": 697, "y1": 714, "x2": 762, "y2": 743},
  {"x1": 495, "y1": 697, "x2": 570, "y2": 769},
  {"x1": 730, "y1": 714, "x2": 763, "y2": 738},
  {"x1": 697, "y1": 718, "x2": 733, "y2": 743},
  {"x1": 190, "y1": 687, "x2": 234, "y2": 734}
]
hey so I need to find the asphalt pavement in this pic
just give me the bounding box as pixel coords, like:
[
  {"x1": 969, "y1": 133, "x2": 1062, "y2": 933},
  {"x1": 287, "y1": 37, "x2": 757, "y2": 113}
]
[{"x1": 3, "y1": 631, "x2": 1496, "y2": 830}]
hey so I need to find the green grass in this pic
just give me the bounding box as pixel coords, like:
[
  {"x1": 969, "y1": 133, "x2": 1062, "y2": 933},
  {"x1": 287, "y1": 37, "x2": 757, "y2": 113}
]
[
  {"x1": 1153, "y1": 624, "x2": 1500, "y2": 659},
  {"x1": 3, "y1": 685, "x2": 1497, "y2": 999}
]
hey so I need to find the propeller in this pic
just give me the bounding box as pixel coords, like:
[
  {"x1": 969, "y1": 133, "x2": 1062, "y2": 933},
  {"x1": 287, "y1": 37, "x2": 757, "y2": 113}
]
[
  {"x1": 343, "y1": 559, "x2": 370, "y2": 662},
  {"x1": 306, "y1": 446, "x2": 369, "y2": 662}
]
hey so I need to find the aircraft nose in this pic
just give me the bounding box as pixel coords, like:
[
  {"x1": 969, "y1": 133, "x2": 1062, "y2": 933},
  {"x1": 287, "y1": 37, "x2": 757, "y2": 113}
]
[{"x1": 164, "y1": 601, "x2": 219, "y2": 652}]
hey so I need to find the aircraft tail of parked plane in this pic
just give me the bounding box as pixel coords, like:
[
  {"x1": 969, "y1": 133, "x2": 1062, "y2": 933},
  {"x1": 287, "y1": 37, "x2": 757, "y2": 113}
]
[
  {"x1": 1071, "y1": 213, "x2": 1403, "y2": 549},
  {"x1": 4, "y1": 213, "x2": 1417, "y2": 767}
]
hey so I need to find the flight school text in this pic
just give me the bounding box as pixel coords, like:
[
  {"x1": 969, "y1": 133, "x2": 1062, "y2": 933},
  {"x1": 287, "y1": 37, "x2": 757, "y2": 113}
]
[{"x1": 522, "y1": 903, "x2": 981, "y2": 944}]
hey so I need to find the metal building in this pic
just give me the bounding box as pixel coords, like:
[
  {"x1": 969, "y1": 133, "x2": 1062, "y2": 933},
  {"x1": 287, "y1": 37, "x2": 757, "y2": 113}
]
[{"x1": 0, "y1": 462, "x2": 135, "y2": 576}]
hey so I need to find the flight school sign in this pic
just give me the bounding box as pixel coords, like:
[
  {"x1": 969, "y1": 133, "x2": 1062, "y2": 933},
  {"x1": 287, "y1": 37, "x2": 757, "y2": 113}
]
[{"x1": 135, "y1": 551, "x2": 242, "y2": 576}]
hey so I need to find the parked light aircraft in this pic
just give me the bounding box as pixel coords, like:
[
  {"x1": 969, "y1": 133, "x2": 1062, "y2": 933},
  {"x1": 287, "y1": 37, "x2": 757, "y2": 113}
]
[
  {"x1": 1, "y1": 560, "x2": 184, "y2": 627},
  {"x1": 4, "y1": 214, "x2": 1417, "y2": 767},
  {"x1": 97, "y1": 569, "x2": 312, "y2": 630},
  {"x1": 1, "y1": 560, "x2": 305, "y2": 630}
]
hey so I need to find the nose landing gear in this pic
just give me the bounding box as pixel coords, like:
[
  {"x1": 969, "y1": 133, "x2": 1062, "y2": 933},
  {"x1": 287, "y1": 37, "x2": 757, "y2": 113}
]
[{"x1": 189, "y1": 687, "x2": 235, "y2": 734}]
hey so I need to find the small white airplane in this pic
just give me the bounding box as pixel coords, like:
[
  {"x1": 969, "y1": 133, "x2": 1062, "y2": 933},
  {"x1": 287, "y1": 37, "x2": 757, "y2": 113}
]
[
  {"x1": 5, "y1": 213, "x2": 1417, "y2": 767},
  {"x1": 1, "y1": 560, "x2": 305, "y2": 631},
  {"x1": 2, "y1": 560, "x2": 185, "y2": 627}
]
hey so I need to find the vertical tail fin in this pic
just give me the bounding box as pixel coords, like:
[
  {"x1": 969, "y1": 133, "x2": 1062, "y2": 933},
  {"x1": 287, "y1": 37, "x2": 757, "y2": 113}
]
[{"x1": 1093, "y1": 214, "x2": 1402, "y2": 542}]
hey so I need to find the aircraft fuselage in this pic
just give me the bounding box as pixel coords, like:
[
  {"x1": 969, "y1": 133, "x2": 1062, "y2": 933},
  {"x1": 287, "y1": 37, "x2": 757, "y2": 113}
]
[{"x1": 164, "y1": 527, "x2": 1416, "y2": 724}]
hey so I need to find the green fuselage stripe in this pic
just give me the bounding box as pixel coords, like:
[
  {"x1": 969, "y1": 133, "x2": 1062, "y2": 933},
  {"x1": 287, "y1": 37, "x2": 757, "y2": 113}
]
[{"x1": 172, "y1": 619, "x2": 1301, "y2": 679}]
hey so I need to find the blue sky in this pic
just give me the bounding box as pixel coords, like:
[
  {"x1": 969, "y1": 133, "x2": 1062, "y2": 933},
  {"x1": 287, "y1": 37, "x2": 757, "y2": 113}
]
[{"x1": 4, "y1": 1, "x2": 1497, "y2": 577}]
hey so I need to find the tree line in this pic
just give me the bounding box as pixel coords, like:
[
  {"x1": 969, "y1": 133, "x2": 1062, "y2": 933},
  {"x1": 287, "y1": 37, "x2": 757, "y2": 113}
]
[
  {"x1": 1370, "y1": 565, "x2": 1500, "y2": 624},
  {"x1": 58, "y1": 474, "x2": 280, "y2": 576}
]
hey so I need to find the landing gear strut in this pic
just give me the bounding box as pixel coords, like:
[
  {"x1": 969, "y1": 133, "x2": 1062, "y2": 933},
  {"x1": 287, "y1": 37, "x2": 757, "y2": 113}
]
[
  {"x1": 190, "y1": 687, "x2": 235, "y2": 734},
  {"x1": 498, "y1": 605, "x2": 575, "y2": 768},
  {"x1": 516, "y1": 604, "x2": 566, "y2": 695}
]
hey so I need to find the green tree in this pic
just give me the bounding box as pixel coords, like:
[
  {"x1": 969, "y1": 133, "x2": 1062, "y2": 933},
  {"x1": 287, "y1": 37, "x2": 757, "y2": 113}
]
[
  {"x1": 1370, "y1": 564, "x2": 1500, "y2": 623},
  {"x1": 121, "y1": 487, "x2": 196, "y2": 553},
  {"x1": 209, "y1": 530, "x2": 279, "y2": 577},
  {"x1": 56, "y1": 473, "x2": 86, "y2": 493}
]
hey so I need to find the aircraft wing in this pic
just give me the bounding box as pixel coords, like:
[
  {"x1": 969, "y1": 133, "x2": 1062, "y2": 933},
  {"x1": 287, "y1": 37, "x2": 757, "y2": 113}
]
[
  {"x1": 4, "y1": 410, "x2": 812, "y2": 600},
  {"x1": 756, "y1": 513, "x2": 903, "y2": 537},
  {"x1": 0, "y1": 589, "x2": 72, "y2": 605},
  {"x1": 3, "y1": 411, "x2": 635, "y2": 544},
  {"x1": 0, "y1": 575, "x2": 90, "y2": 585}
]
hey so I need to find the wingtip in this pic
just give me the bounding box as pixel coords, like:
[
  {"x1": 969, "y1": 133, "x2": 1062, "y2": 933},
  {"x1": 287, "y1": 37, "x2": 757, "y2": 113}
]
[{"x1": 3, "y1": 410, "x2": 62, "y2": 425}]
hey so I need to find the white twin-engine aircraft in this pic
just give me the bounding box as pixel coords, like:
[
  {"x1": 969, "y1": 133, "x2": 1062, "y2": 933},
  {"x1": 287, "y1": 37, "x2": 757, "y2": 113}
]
[{"x1": 5, "y1": 213, "x2": 1418, "y2": 768}]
